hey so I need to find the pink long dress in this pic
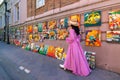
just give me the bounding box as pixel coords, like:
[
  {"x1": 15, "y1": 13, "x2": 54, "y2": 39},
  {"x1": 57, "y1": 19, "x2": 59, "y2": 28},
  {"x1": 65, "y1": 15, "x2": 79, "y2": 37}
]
[{"x1": 64, "y1": 29, "x2": 91, "y2": 76}]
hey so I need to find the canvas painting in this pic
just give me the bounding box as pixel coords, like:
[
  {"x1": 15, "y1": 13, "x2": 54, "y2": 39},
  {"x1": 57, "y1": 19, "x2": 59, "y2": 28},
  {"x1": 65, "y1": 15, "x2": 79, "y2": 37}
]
[
  {"x1": 109, "y1": 10, "x2": 120, "y2": 30},
  {"x1": 59, "y1": 18, "x2": 68, "y2": 29},
  {"x1": 85, "y1": 30, "x2": 101, "y2": 46},
  {"x1": 84, "y1": 11, "x2": 101, "y2": 27},
  {"x1": 48, "y1": 20, "x2": 57, "y2": 30},
  {"x1": 70, "y1": 14, "x2": 80, "y2": 27},
  {"x1": 106, "y1": 31, "x2": 120, "y2": 43},
  {"x1": 57, "y1": 28, "x2": 68, "y2": 40}
]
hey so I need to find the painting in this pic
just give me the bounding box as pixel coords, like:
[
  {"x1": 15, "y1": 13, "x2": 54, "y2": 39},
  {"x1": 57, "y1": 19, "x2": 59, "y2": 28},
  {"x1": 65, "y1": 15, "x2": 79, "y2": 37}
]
[
  {"x1": 57, "y1": 28, "x2": 68, "y2": 40},
  {"x1": 49, "y1": 30, "x2": 57, "y2": 40},
  {"x1": 85, "y1": 30, "x2": 101, "y2": 46},
  {"x1": 27, "y1": 25, "x2": 33, "y2": 33},
  {"x1": 48, "y1": 20, "x2": 57, "y2": 30},
  {"x1": 70, "y1": 14, "x2": 80, "y2": 27},
  {"x1": 33, "y1": 24, "x2": 38, "y2": 33},
  {"x1": 106, "y1": 31, "x2": 120, "y2": 43},
  {"x1": 84, "y1": 51, "x2": 96, "y2": 69},
  {"x1": 84, "y1": 11, "x2": 101, "y2": 27},
  {"x1": 109, "y1": 10, "x2": 120, "y2": 30},
  {"x1": 59, "y1": 17, "x2": 68, "y2": 29}
]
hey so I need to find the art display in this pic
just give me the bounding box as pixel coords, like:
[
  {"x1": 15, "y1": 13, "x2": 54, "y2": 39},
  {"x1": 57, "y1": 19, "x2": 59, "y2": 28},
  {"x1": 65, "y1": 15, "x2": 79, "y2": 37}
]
[
  {"x1": 70, "y1": 14, "x2": 80, "y2": 27},
  {"x1": 109, "y1": 10, "x2": 120, "y2": 30},
  {"x1": 85, "y1": 30, "x2": 101, "y2": 46},
  {"x1": 33, "y1": 34, "x2": 40, "y2": 42},
  {"x1": 49, "y1": 30, "x2": 57, "y2": 40},
  {"x1": 84, "y1": 11, "x2": 101, "y2": 27},
  {"x1": 59, "y1": 18, "x2": 68, "y2": 28},
  {"x1": 55, "y1": 47, "x2": 64, "y2": 60},
  {"x1": 106, "y1": 31, "x2": 120, "y2": 43},
  {"x1": 33, "y1": 25, "x2": 38, "y2": 33},
  {"x1": 84, "y1": 51, "x2": 96, "y2": 69},
  {"x1": 38, "y1": 23, "x2": 43, "y2": 32},
  {"x1": 47, "y1": 46, "x2": 56, "y2": 58},
  {"x1": 48, "y1": 20, "x2": 57, "y2": 30},
  {"x1": 57, "y1": 29, "x2": 68, "y2": 40},
  {"x1": 28, "y1": 34, "x2": 33, "y2": 41},
  {"x1": 27, "y1": 25, "x2": 33, "y2": 33}
]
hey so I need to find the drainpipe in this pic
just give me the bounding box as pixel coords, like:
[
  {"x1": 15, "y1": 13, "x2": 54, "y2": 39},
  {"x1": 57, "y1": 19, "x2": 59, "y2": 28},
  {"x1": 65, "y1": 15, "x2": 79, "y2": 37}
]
[{"x1": 4, "y1": 0, "x2": 10, "y2": 44}]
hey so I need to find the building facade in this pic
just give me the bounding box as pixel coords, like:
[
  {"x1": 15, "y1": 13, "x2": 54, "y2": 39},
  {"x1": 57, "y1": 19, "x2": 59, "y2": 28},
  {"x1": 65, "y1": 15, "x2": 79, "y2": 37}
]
[
  {"x1": 0, "y1": 0, "x2": 27, "y2": 41},
  {"x1": 1, "y1": 0, "x2": 120, "y2": 74},
  {"x1": 25, "y1": 0, "x2": 120, "y2": 74}
]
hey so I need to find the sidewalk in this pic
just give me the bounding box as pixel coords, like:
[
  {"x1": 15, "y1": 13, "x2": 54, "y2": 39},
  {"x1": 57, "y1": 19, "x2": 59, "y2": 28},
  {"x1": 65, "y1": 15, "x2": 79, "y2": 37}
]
[{"x1": 0, "y1": 42, "x2": 120, "y2": 80}]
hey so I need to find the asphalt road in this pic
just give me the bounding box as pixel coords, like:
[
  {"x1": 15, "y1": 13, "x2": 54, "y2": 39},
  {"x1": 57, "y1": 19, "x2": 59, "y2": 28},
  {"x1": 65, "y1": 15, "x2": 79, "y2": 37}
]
[
  {"x1": 0, "y1": 52, "x2": 36, "y2": 80},
  {"x1": 0, "y1": 41, "x2": 120, "y2": 80}
]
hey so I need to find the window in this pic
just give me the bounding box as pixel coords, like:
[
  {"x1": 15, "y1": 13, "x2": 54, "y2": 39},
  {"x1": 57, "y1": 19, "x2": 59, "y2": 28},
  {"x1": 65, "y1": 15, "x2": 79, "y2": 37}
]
[
  {"x1": 14, "y1": 3, "x2": 19, "y2": 21},
  {"x1": 36, "y1": 0, "x2": 45, "y2": 8}
]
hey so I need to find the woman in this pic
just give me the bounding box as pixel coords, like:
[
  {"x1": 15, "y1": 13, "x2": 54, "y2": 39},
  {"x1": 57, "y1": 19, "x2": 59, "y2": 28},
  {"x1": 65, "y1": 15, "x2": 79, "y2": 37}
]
[{"x1": 60, "y1": 21, "x2": 91, "y2": 76}]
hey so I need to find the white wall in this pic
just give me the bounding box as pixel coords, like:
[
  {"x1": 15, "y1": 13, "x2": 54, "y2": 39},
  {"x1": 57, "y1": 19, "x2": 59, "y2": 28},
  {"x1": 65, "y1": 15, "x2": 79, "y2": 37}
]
[{"x1": 10, "y1": 0, "x2": 27, "y2": 26}]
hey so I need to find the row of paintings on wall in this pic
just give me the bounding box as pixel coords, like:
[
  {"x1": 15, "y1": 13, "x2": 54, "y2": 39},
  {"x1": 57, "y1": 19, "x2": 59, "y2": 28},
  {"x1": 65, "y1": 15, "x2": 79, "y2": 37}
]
[
  {"x1": 9, "y1": 26, "x2": 120, "y2": 47},
  {"x1": 10, "y1": 10, "x2": 120, "y2": 33},
  {"x1": 9, "y1": 10, "x2": 120, "y2": 46},
  {"x1": 86, "y1": 30, "x2": 120, "y2": 46},
  {"x1": 27, "y1": 10, "x2": 120, "y2": 30}
]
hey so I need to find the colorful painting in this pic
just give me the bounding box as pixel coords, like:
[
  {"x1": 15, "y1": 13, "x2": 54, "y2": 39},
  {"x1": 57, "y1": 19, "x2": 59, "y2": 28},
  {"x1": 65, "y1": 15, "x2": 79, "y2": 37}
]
[
  {"x1": 47, "y1": 46, "x2": 56, "y2": 58},
  {"x1": 109, "y1": 10, "x2": 120, "y2": 30},
  {"x1": 49, "y1": 30, "x2": 57, "y2": 40},
  {"x1": 84, "y1": 51, "x2": 96, "y2": 69},
  {"x1": 33, "y1": 24, "x2": 38, "y2": 33},
  {"x1": 28, "y1": 34, "x2": 33, "y2": 41},
  {"x1": 84, "y1": 11, "x2": 101, "y2": 27},
  {"x1": 33, "y1": 34, "x2": 40, "y2": 42},
  {"x1": 59, "y1": 18, "x2": 68, "y2": 29},
  {"x1": 55, "y1": 47, "x2": 64, "y2": 60},
  {"x1": 48, "y1": 20, "x2": 57, "y2": 30},
  {"x1": 70, "y1": 14, "x2": 80, "y2": 27},
  {"x1": 85, "y1": 30, "x2": 101, "y2": 46},
  {"x1": 42, "y1": 22, "x2": 47, "y2": 31},
  {"x1": 106, "y1": 31, "x2": 120, "y2": 43},
  {"x1": 38, "y1": 23, "x2": 43, "y2": 32},
  {"x1": 57, "y1": 29, "x2": 68, "y2": 40},
  {"x1": 27, "y1": 25, "x2": 33, "y2": 33}
]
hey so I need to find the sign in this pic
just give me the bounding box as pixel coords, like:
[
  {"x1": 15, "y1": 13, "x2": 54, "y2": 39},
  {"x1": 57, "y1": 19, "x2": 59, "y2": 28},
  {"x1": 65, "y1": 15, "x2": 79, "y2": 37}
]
[{"x1": 36, "y1": 0, "x2": 45, "y2": 8}]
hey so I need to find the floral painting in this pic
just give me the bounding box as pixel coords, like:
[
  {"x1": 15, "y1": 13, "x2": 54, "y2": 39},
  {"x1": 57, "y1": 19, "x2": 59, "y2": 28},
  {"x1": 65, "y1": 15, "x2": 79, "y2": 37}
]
[
  {"x1": 85, "y1": 30, "x2": 101, "y2": 46},
  {"x1": 84, "y1": 11, "x2": 101, "y2": 27},
  {"x1": 57, "y1": 28, "x2": 68, "y2": 40},
  {"x1": 48, "y1": 20, "x2": 57, "y2": 30},
  {"x1": 109, "y1": 10, "x2": 120, "y2": 30},
  {"x1": 106, "y1": 31, "x2": 120, "y2": 43}
]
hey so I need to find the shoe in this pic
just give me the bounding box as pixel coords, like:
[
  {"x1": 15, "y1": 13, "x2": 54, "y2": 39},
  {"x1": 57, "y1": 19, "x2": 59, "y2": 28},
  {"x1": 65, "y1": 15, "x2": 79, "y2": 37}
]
[{"x1": 59, "y1": 64, "x2": 66, "y2": 70}]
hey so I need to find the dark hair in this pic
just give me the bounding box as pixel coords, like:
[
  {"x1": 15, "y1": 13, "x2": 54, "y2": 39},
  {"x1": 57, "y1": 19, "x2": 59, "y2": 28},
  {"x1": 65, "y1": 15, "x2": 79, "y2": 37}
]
[{"x1": 71, "y1": 24, "x2": 80, "y2": 35}]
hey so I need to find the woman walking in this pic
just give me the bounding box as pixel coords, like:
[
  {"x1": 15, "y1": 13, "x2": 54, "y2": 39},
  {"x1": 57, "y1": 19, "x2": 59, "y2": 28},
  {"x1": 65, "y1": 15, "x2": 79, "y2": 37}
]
[{"x1": 60, "y1": 20, "x2": 91, "y2": 76}]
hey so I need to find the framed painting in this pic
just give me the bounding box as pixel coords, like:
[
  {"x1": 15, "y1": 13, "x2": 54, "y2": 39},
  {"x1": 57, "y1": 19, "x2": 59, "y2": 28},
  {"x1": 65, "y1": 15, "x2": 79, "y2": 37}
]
[
  {"x1": 48, "y1": 20, "x2": 57, "y2": 30},
  {"x1": 70, "y1": 14, "x2": 80, "y2": 27},
  {"x1": 106, "y1": 31, "x2": 120, "y2": 43},
  {"x1": 109, "y1": 10, "x2": 120, "y2": 30},
  {"x1": 85, "y1": 30, "x2": 101, "y2": 46},
  {"x1": 59, "y1": 17, "x2": 68, "y2": 29},
  {"x1": 84, "y1": 11, "x2": 101, "y2": 27}
]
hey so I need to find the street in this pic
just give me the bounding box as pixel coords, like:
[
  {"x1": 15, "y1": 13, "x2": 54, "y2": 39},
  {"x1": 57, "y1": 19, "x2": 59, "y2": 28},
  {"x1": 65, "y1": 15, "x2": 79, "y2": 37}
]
[{"x1": 0, "y1": 41, "x2": 120, "y2": 80}]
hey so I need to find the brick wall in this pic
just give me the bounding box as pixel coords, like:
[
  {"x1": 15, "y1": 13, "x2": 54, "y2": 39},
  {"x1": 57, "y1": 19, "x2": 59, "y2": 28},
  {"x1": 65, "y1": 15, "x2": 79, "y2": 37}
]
[{"x1": 27, "y1": 0, "x2": 79, "y2": 17}]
